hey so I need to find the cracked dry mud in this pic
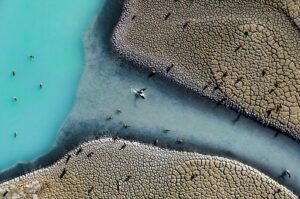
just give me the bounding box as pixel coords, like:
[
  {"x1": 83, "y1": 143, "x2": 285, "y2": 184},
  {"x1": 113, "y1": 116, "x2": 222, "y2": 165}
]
[
  {"x1": 0, "y1": 138, "x2": 296, "y2": 198},
  {"x1": 112, "y1": 0, "x2": 300, "y2": 139}
]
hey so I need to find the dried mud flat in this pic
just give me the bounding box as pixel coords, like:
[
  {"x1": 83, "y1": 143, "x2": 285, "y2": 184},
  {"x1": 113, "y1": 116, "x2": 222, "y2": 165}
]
[
  {"x1": 0, "y1": 138, "x2": 296, "y2": 198},
  {"x1": 112, "y1": 0, "x2": 300, "y2": 139}
]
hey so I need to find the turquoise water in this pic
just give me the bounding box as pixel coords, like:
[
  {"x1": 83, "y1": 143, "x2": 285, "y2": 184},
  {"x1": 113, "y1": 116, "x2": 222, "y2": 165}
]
[
  {"x1": 0, "y1": 0, "x2": 300, "y2": 195},
  {"x1": 0, "y1": 0, "x2": 103, "y2": 171}
]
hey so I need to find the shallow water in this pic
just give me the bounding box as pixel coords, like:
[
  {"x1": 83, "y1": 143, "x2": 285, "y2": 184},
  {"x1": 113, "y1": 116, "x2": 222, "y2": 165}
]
[
  {"x1": 59, "y1": 0, "x2": 300, "y2": 194},
  {"x1": 0, "y1": 0, "x2": 103, "y2": 171},
  {"x1": 1, "y1": 0, "x2": 300, "y2": 196}
]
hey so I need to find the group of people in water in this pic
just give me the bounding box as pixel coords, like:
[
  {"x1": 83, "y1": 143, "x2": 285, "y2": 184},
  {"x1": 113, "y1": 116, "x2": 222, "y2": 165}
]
[
  {"x1": 11, "y1": 55, "x2": 42, "y2": 92},
  {"x1": 11, "y1": 55, "x2": 37, "y2": 138}
]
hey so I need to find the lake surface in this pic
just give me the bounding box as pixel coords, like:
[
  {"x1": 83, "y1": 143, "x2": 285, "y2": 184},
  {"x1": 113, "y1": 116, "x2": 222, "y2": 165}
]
[
  {"x1": 0, "y1": 0, "x2": 299, "y2": 195},
  {"x1": 0, "y1": 0, "x2": 103, "y2": 171}
]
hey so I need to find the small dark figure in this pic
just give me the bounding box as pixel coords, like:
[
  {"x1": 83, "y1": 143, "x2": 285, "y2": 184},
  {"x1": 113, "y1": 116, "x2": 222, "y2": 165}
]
[
  {"x1": 234, "y1": 44, "x2": 242, "y2": 52},
  {"x1": 148, "y1": 70, "x2": 156, "y2": 78},
  {"x1": 106, "y1": 115, "x2": 113, "y2": 120},
  {"x1": 275, "y1": 189, "x2": 282, "y2": 193},
  {"x1": 120, "y1": 143, "x2": 127, "y2": 150},
  {"x1": 266, "y1": 109, "x2": 272, "y2": 118},
  {"x1": 183, "y1": 21, "x2": 190, "y2": 29},
  {"x1": 12, "y1": 70, "x2": 16, "y2": 76},
  {"x1": 235, "y1": 77, "x2": 243, "y2": 84},
  {"x1": 215, "y1": 101, "x2": 222, "y2": 107},
  {"x1": 261, "y1": 123, "x2": 267, "y2": 128},
  {"x1": 112, "y1": 135, "x2": 119, "y2": 142},
  {"x1": 163, "y1": 128, "x2": 171, "y2": 133},
  {"x1": 65, "y1": 154, "x2": 71, "y2": 164},
  {"x1": 75, "y1": 147, "x2": 82, "y2": 155},
  {"x1": 176, "y1": 138, "x2": 183, "y2": 144},
  {"x1": 138, "y1": 88, "x2": 146, "y2": 92},
  {"x1": 124, "y1": 175, "x2": 132, "y2": 182},
  {"x1": 261, "y1": 70, "x2": 266, "y2": 76},
  {"x1": 28, "y1": 54, "x2": 35, "y2": 59},
  {"x1": 166, "y1": 64, "x2": 174, "y2": 73},
  {"x1": 131, "y1": 15, "x2": 136, "y2": 20},
  {"x1": 136, "y1": 88, "x2": 146, "y2": 99},
  {"x1": 213, "y1": 84, "x2": 220, "y2": 91},
  {"x1": 88, "y1": 186, "x2": 94, "y2": 195},
  {"x1": 274, "y1": 132, "x2": 280, "y2": 137},
  {"x1": 283, "y1": 169, "x2": 291, "y2": 178},
  {"x1": 233, "y1": 113, "x2": 241, "y2": 124},
  {"x1": 123, "y1": 123, "x2": 129, "y2": 128},
  {"x1": 116, "y1": 180, "x2": 120, "y2": 192},
  {"x1": 222, "y1": 71, "x2": 228, "y2": 79},
  {"x1": 153, "y1": 139, "x2": 159, "y2": 146},
  {"x1": 219, "y1": 98, "x2": 225, "y2": 104},
  {"x1": 190, "y1": 174, "x2": 197, "y2": 180},
  {"x1": 278, "y1": 169, "x2": 291, "y2": 179},
  {"x1": 13, "y1": 132, "x2": 17, "y2": 138},
  {"x1": 275, "y1": 104, "x2": 282, "y2": 113},
  {"x1": 215, "y1": 99, "x2": 225, "y2": 107},
  {"x1": 39, "y1": 83, "x2": 43, "y2": 88},
  {"x1": 3, "y1": 190, "x2": 8, "y2": 197},
  {"x1": 13, "y1": 96, "x2": 17, "y2": 101},
  {"x1": 59, "y1": 168, "x2": 67, "y2": 179},
  {"x1": 165, "y1": 12, "x2": 171, "y2": 20},
  {"x1": 116, "y1": 108, "x2": 122, "y2": 114},
  {"x1": 87, "y1": 152, "x2": 94, "y2": 158}
]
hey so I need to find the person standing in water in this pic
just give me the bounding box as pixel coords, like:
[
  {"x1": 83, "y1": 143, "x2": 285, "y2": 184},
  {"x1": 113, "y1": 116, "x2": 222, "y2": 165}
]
[{"x1": 137, "y1": 88, "x2": 146, "y2": 99}]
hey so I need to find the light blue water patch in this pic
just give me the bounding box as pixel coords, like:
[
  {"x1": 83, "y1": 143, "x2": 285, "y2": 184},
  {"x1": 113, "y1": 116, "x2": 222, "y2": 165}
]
[{"x1": 0, "y1": 0, "x2": 104, "y2": 171}]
